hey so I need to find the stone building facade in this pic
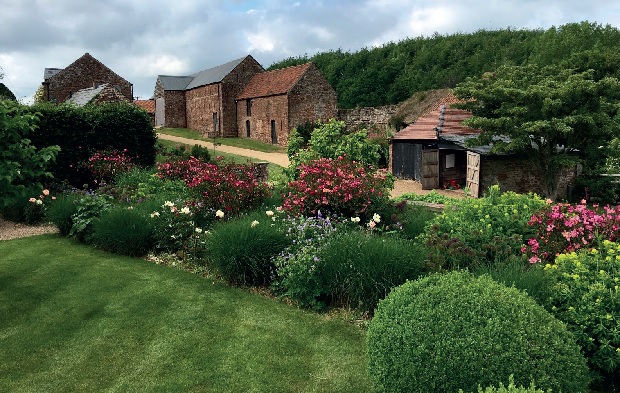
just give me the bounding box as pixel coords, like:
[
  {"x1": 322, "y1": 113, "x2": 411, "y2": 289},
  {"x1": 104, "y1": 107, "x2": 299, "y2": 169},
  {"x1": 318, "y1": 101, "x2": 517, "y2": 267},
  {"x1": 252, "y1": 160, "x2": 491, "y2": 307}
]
[
  {"x1": 154, "y1": 56, "x2": 264, "y2": 136},
  {"x1": 338, "y1": 105, "x2": 399, "y2": 132},
  {"x1": 236, "y1": 63, "x2": 337, "y2": 147},
  {"x1": 43, "y1": 53, "x2": 133, "y2": 104}
]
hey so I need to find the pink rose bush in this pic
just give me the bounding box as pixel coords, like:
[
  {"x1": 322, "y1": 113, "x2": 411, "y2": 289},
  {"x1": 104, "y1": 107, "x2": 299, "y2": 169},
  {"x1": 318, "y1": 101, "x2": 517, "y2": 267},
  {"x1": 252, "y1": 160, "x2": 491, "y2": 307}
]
[
  {"x1": 523, "y1": 199, "x2": 620, "y2": 263},
  {"x1": 157, "y1": 157, "x2": 269, "y2": 216},
  {"x1": 282, "y1": 156, "x2": 393, "y2": 218},
  {"x1": 86, "y1": 149, "x2": 135, "y2": 185}
]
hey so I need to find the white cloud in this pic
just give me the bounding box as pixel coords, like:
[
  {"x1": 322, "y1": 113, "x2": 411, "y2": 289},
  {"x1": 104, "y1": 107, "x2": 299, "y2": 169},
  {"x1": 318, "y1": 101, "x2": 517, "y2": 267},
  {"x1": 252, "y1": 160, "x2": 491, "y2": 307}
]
[{"x1": 247, "y1": 32, "x2": 276, "y2": 52}]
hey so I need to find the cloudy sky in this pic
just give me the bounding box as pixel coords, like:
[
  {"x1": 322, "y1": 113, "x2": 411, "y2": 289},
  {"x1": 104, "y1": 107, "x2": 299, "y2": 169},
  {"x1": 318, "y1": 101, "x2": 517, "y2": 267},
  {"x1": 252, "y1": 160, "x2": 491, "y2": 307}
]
[{"x1": 1, "y1": 0, "x2": 618, "y2": 103}]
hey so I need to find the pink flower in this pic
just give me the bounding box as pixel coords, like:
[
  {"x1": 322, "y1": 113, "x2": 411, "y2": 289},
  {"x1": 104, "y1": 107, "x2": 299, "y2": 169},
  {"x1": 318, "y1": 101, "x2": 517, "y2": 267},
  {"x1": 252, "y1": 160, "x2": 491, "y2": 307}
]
[{"x1": 42, "y1": 189, "x2": 50, "y2": 196}]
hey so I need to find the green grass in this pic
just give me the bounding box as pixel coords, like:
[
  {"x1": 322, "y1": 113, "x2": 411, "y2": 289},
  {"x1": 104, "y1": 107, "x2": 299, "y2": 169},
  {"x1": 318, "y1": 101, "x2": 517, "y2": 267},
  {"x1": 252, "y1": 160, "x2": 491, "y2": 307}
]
[
  {"x1": 158, "y1": 127, "x2": 285, "y2": 153},
  {"x1": 0, "y1": 235, "x2": 371, "y2": 392}
]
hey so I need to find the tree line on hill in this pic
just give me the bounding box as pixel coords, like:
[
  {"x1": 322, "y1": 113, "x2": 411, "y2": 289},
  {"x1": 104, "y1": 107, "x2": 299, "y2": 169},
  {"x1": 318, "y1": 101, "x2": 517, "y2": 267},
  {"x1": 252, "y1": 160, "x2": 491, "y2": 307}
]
[{"x1": 269, "y1": 21, "x2": 620, "y2": 109}]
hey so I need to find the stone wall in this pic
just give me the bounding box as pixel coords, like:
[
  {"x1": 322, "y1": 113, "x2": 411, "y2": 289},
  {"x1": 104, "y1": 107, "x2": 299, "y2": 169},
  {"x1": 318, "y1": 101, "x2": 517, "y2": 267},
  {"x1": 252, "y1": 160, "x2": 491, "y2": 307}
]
[
  {"x1": 237, "y1": 95, "x2": 289, "y2": 146},
  {"x1": 163, "y1": 90, "x2": 187, "y2": 128},
  {"x1": 45, "y1": 53, "x2": 132, "y2": 104},
  {"x1": 186, "y1": 84, "x2": 219, "y2": 134},
  {"x1": 288, "y1": 64, "x2": 338, "y2": 131},
  {"x1": 480, "y1": 155, "x2": 577, "y2": 200},
  {"x1": 338, "y1": 105, "x2": 399, "y2": 132}
]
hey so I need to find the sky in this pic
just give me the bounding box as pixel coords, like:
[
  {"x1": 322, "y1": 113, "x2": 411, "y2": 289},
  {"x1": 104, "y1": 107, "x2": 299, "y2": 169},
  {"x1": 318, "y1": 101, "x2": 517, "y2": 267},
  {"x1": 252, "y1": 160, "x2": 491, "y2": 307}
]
[{"x1": 1, "y1": 0, "x2": 619, "y2": 103}]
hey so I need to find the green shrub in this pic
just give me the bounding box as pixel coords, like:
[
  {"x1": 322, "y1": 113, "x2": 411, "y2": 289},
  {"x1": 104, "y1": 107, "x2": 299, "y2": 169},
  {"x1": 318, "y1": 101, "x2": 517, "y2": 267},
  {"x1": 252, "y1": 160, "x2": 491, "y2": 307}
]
[
  {"x1": 189, "y1": 144, "x2": 211, "y2": 162},
  {"x1": 463, "y1": 375, "x2": 549, "y2": 393},
  {"x1": 69, "y1": 193, "x2": 114, "y2": 243},
  {"x1": 543, "y1": 242, "x2": 620, "y2": 387},
  {"x1": 275, "y1": 229, "x2": 427, "y2": 312},
  {"x1": 90, "y1": 207, "x2": 155, "y2": 257},
  {"x1": 395, "y1": 203, "x2": 437, "y2": 240},
  {"x1": 45, "y1": 193, "x2": 79, "y2": 236},
  {"x1": 367, "y1": 271, "x2": 590, "y2": 393},
  {"x1": 206, "y1": 212, "x2": 289, "y2": 286},
  {"x1": 423, "y1": 185, "x2": 545, "y2": 270}
]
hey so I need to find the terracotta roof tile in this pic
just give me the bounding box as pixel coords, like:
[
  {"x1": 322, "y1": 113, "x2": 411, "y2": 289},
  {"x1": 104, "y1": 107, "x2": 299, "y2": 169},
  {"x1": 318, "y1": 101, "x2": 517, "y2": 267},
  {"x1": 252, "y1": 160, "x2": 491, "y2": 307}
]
[
  {"x1": 237, "y1": 63, "x2": 312, "y2": 100},
  {"x1": 134, "y1": 99, "x2": 155, "y2": 113},
  {"x1": 393, "y1": 91, "x2": 479, "y2": 141}
]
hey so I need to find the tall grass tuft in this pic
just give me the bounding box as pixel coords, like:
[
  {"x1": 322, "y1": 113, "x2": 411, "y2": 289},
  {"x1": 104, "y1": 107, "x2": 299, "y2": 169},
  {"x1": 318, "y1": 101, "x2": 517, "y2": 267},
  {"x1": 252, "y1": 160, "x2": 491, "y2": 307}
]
[
  {"x1": 45, "y1": 194, "x2": 79, "y2": 236},
  {"x1": 90, "y1": 206, "x2": 155, "y2": 257},
  {"x1": 205, "y1": 212, "x2": 289, "y2": 286}
]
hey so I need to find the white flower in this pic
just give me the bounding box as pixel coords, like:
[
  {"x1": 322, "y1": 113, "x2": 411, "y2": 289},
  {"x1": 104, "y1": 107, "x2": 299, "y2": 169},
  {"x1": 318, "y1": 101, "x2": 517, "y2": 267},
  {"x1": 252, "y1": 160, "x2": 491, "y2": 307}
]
[
  {"x1": 372, "y1": 213, "x2": 381, "y2": 223},
  {"x1": 163, "y1": 201, "x2": 174, "y2": 207},
  {"x1": 215, "y1": 209, "x2": 225, "y2": 218},
  {"x1": 195, "y1": 227, "x2": 203, "y2": 234},
  {"x1": 251, "y1": 220, "x2": 260, "y2": 228},
  {"x1": 351, "y1": 217, "x2": 361, "y2": 223},
  {"x1": 127, "y1": 206, "x2": 134, "y2": 210},
  {"x1": 180, "y1": 206, "x2": 191, "y2": 214},
  {"x1": 35, "y1": 199, "x2": 43, "y2": 205},
  {"x1": 150, "y1": 211, "x2": 160, "y2": 218},
  {"x1": 266, "y1": 210, "x2": 274, "y2": 217}
]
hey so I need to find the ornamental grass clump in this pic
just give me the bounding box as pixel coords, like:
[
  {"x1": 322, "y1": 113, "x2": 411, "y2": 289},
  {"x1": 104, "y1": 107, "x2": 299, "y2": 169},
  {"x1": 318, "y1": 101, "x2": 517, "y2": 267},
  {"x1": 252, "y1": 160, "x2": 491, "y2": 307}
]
[
  {"x1": 282, "y1": 156, "x2": 393, "y2": 219},
  {"x1": 423, "y1": 185, "x2": 545, "y2": 270},
  {"x1": 543, "y1": 241, "x2": 620, "y2": 388},
  {"x1": 45, "y1": 193, "x2": 79, "y2": 236},
  {"x1": 274, "y1": 226, "x2": 427, "y2": 312},
  {"x1": 90, "y1": 206, "x2": 155, "y2": 257},
  {"x1": 522, "y1": 199, "x2": 620, "y2": 264},
  {"x1": 367, "y1": 271, "x2": 590, "y2": 393},
  {"x1": 205, "y1": 212, "x2": 289, "y2": 286}
]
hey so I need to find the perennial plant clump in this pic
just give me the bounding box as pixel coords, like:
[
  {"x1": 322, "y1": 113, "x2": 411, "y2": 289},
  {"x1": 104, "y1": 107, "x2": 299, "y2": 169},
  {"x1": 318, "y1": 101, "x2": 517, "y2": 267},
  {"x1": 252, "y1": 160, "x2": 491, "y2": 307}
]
[
  {"x1": 85, "y1": 149, "x2": 135, "y2": 186},
  {"x1": 523, "y1": 199, "x2": 620, "y2": 263},
  {"x1": 543, "y1": 241, "x2": 620, "y2": 386},
  {"x1": 282, "y1": 156, "x2": 393, "y2": 219}
]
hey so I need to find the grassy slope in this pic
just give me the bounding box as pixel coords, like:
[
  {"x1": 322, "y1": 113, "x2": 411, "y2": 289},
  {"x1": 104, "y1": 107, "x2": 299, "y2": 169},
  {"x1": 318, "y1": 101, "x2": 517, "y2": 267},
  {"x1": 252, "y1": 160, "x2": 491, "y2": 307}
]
[{"x1": 0, "y1": 235, "x2": 370, "y2": 392}]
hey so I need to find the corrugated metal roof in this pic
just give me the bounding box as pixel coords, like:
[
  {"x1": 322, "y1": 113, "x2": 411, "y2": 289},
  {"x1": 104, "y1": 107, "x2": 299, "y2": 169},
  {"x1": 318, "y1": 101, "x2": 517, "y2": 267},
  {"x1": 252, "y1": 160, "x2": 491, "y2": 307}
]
[
  {"x1": 237, "y1": 63, "x2": 312, "y2": 100},
  {"x1": 66, "y1": 84, "x2": 108, "y2": 106},
  {"x1": 185, "y1": 57, "x2": 246, "y2": 90}
]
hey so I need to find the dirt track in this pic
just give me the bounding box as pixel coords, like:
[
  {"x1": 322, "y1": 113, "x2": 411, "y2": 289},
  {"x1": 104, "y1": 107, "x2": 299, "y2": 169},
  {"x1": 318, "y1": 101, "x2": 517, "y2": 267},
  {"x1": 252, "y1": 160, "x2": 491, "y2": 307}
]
[{"x1": 156, "y1": 133, "x2": 465, "y2": 199}]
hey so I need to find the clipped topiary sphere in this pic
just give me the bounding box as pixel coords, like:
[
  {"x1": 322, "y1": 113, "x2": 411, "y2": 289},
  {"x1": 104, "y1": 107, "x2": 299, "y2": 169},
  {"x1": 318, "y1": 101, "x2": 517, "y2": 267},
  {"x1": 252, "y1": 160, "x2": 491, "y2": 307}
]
[{"x1": 367, "y1": 271, "x2": 590, "y2": 393}]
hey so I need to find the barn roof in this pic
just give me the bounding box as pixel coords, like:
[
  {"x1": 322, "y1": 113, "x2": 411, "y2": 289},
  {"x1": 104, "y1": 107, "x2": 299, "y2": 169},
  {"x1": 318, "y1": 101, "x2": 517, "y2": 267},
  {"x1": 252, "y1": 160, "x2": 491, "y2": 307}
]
[
  {"x1": 158, "y1": 56, "x2": 252, "y2": 92},
  {"x1": 134, "y1": 99, "x2": 155, "y2": 113},
  {"x1": 66, "y1": 84, "x2": 109, "y2": 106},
  {"x1": 236, "y1": 63, "x2": 312, "y2": 100}
]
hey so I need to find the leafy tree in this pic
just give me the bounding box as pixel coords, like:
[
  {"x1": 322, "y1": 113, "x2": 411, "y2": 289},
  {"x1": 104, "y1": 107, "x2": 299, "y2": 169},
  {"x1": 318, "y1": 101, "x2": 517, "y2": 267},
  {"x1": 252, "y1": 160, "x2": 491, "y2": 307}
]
[
  {"x1": 0, "y1": 83, "x2": 16, "y2": 101},
  {"x1": 0, "y1": 100, "x2": 59, "y2": 208},
  {"x1": 454, "y1": 63, "x2": 620, "y2": 199}
]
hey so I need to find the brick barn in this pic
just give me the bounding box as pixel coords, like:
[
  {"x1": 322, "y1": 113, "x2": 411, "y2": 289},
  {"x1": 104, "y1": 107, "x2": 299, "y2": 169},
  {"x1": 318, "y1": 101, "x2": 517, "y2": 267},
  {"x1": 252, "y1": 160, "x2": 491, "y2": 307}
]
[
  {"x1": 236, "y1": 63, "x2": 337, "y2": 147},
  {"x1": 390, "y1": 91, "x2": 578, "y2": 199},
  {"x1": 42, "y1": 53, "x2": 133, "y2": 104}
]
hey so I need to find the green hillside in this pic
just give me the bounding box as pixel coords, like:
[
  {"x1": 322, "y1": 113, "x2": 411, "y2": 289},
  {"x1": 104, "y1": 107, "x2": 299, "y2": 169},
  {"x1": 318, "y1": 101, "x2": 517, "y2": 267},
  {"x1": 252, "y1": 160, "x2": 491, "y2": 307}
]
[{"x1": 269, "y1": 21, "x2": 620, "y2": 109}]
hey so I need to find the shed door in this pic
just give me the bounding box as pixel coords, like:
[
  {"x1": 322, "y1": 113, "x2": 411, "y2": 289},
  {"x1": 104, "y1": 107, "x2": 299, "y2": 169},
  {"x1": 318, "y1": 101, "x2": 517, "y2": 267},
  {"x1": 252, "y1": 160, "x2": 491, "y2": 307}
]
[
  {"x1": 392, "y1": 142, "x2": 416, "y2": 179},
  {"x1": 421, "y1": 149, "x2": 439, "y2": 190},
  {"x1": 466, "y1": 151, "x2": 480, "y2": 198}
]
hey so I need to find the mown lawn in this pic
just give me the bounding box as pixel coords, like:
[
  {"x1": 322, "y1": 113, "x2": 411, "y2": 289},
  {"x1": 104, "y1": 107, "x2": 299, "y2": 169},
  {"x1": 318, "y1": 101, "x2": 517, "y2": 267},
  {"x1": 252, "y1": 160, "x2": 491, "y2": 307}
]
[
  {"x1": 0, "y1": 235, "x2": 371, "y2": 392},
  {"x1": 157, "y1": 127, "x2": 285, "y2": 153}
]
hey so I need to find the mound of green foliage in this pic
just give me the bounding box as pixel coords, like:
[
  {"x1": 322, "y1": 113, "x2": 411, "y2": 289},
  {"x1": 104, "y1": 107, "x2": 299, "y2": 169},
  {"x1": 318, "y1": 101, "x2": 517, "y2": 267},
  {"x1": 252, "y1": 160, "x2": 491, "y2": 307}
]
[{"x1": 367, "y1": 271, "x2": 590, "y2": 393}]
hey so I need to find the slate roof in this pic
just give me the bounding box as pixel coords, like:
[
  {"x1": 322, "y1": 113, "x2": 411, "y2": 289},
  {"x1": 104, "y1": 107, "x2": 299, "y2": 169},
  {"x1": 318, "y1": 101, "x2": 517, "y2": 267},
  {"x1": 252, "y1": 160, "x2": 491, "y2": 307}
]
[
  {"x1": 236, "y1": 63, "x2": 312, "y2": 100},
  {"x1": 44, "y1": 68, "x2": 62, "y2": 80},
  {"x1": 66, "y1": 84, "x2": 109, "y2": 106},
  {"x1": 158, "y1": 56, "x2": 249, "y2": 91},
  {"x1": 134, "y1": 99, "x2": 155, "y2": 113}
]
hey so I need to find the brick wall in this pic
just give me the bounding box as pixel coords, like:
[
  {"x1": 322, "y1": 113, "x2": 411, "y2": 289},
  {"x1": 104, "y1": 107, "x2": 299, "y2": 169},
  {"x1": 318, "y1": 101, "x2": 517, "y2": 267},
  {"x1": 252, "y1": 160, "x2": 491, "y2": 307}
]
[
  {"x1": 237, "y1": 95, "x2": 289, "y2": 145},
  {"x1": 45, "y1": 53, "x2": 132, "y2": 103},
  {"x1": 480, "y1": 156, "x2": 577, "y2": 200},
  {"x1": 186, "y1": 84, "x2": 219, "y2": 134}
]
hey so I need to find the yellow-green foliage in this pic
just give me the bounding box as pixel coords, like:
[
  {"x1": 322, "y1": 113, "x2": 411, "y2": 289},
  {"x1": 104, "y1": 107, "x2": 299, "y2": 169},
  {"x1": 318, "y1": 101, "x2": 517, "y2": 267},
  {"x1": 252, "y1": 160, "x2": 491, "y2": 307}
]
[{"x1": 544, "y1": 240, "x2": 620, "y2": 382}]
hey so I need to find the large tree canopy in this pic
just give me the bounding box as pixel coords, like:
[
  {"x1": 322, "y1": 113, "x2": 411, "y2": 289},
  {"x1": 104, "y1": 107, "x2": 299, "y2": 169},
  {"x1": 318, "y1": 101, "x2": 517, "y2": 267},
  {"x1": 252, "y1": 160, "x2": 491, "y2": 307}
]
[{"x1": 453, "y1": 63, "x2": 620, "y2": 199}]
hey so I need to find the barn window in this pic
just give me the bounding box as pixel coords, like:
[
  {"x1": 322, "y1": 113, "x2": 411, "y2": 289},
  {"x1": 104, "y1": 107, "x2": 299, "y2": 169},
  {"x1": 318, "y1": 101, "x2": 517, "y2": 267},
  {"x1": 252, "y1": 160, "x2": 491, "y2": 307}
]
[
  {"x1": 446, "y1": 153, "x2": 455, "y2": 169},
  {"x1": 213, "y1": 112, "x2": 219, "y2": 133},
  {"x1": 246, "y1": 120, "x2": 250, "y2": 137},
  {"x1": 246, "y1": 99, "x2": 252, "y2": 116}
]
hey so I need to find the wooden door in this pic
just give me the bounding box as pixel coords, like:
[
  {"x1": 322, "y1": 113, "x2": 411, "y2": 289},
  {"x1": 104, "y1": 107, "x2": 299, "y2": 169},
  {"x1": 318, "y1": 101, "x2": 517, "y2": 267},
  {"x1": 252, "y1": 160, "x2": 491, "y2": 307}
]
[
  {"x1": 155, "y1": 97, "x2": 165, "y2": 127},
  {"x1": 421, "y1": 149, "x2": 439, "y2": 190},
  {"x1": 466, "y1": 151, "x2": 480, "y2": 197}
]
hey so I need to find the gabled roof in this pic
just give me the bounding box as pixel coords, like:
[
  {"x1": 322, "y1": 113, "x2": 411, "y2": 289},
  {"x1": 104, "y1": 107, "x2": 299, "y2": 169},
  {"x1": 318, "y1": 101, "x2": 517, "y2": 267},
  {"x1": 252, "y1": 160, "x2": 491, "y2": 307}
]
[
  {"x1": 45, "y1": 53, "x2": 130, "y2": 86},
  {"x1": 134, "y1": 99, "x2": 155, "y2": 113},
  {"x1": 44, "y1": 68, "x2": 62, "y2": 80},
  {"x1": 158, "y1": 56, "x2": 250, "y2": 92},
  {"x1": 236, "y1": 63, "x2": 312, "y2": 100},
  {"x1": 66, "y1": 84, "x2": 109, "y2": 106}
]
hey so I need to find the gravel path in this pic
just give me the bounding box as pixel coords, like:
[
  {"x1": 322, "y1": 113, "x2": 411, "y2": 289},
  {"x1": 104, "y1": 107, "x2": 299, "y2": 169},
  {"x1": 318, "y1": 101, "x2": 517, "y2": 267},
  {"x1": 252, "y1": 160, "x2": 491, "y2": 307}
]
[{"x1": 0, "y1": 218, "x2": 58, "y2": 241}]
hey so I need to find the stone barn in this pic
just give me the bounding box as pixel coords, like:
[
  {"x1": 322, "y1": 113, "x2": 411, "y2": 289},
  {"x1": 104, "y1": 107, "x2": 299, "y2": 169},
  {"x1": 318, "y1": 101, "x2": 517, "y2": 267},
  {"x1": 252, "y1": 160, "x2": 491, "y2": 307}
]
[
  {"x1": 390, "y1": 91, "x2": 578, "y2": 199},
  {"x1": 153, "y1": 55, "x2": 264, "y2": 136},
  {"x1": 235, "y1": 63, "x2": 337, "y2": 147},
  {"x1": 42, "y1": 53, "x2": 133, "y2": 104}
]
